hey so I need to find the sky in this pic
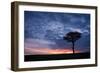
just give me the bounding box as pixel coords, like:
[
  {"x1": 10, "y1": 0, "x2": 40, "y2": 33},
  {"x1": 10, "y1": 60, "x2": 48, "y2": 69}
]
[{"x1": 24, "y1": 11, "x2": 90, "y2": 55}]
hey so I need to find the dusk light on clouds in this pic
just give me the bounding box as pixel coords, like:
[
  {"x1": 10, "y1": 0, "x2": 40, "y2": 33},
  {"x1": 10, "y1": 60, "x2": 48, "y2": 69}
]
[{"x1": 24, "y1": 11, "x2": 90, "y2": 55}]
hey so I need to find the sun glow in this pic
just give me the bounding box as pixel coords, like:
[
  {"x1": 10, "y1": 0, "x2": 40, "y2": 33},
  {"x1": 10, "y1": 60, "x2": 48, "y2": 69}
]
[{"x1": 25, "y1": 48, "x2": 80, "y2": 55}]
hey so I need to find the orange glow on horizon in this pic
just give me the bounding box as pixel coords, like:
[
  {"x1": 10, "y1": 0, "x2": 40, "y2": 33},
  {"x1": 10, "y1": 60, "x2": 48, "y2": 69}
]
[
  {"x1": 48, "y1": 49, "x2": 79, "y2": 54},
  {"x1": 25, "y1": 48, "x2": 80, "y2": 55}
]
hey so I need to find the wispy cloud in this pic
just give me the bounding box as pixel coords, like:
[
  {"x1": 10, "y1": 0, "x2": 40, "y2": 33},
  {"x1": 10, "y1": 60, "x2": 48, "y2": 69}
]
[
  {"x1": 70, "y1": 16, "x2": 87, "y2": 24},
  {"x1": 65, "y1": 27, "x2": 89, "y2": 35},
  {"x1": 25, "y1": 38, "x2": 56, "y2": 49},
  {"x1": 24, "y1": 38, "x2": 80, "y2": 55}
]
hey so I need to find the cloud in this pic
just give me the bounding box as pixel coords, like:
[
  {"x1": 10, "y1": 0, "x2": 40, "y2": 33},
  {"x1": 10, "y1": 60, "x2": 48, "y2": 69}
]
[
  {"x1": 44, "y1": 21, "x2": 65, "y2": 39},
  {"x1": 25, "y1": 11, "x2": 90, "y2": 40},
  {"x1": 70, "y1": 17, "x2": 86, "y2": 23},
  {"x1": 24, "y1": 38, "x2": 80, "y2": 55},
  {"x1": 65, "y1": 27, "x2": 89, "y2": 35},
  {"x1": 25, "y1": 38, "x2": 56, "y2": 49}
]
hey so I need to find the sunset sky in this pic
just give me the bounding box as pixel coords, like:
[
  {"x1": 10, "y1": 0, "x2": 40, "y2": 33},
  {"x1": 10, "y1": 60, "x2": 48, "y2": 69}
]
[{"x1": 24, "y1": 11, "x2": 90, "y2": 55}]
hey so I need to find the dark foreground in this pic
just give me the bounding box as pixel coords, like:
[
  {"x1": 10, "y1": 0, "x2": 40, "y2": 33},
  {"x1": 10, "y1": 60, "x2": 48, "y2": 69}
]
[{"x1": 24, "y1": 52, "x2": 90, "y2": 61}]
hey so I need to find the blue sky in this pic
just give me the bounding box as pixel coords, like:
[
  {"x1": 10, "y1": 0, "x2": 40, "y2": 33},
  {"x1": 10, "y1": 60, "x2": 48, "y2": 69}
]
[{"x1": 24, "y1": 11, "x2": 90, "y2": 55}]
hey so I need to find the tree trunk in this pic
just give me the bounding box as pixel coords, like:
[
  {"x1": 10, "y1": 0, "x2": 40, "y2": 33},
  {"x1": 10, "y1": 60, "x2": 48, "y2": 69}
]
[{"x1": 72, "y1": 42, "x2": 75, "y2": 54}]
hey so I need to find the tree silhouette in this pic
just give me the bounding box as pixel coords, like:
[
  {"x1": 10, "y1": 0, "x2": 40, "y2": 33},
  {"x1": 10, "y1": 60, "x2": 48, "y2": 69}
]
[{"x1": 63, "y1": 31, "x2": 81, "y2": 54}]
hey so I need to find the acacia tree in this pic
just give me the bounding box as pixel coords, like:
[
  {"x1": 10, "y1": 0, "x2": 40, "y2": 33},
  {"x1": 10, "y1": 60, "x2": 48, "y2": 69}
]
[{"x1": 63, "y1": 32, "x2": 81, "y2": 54}]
